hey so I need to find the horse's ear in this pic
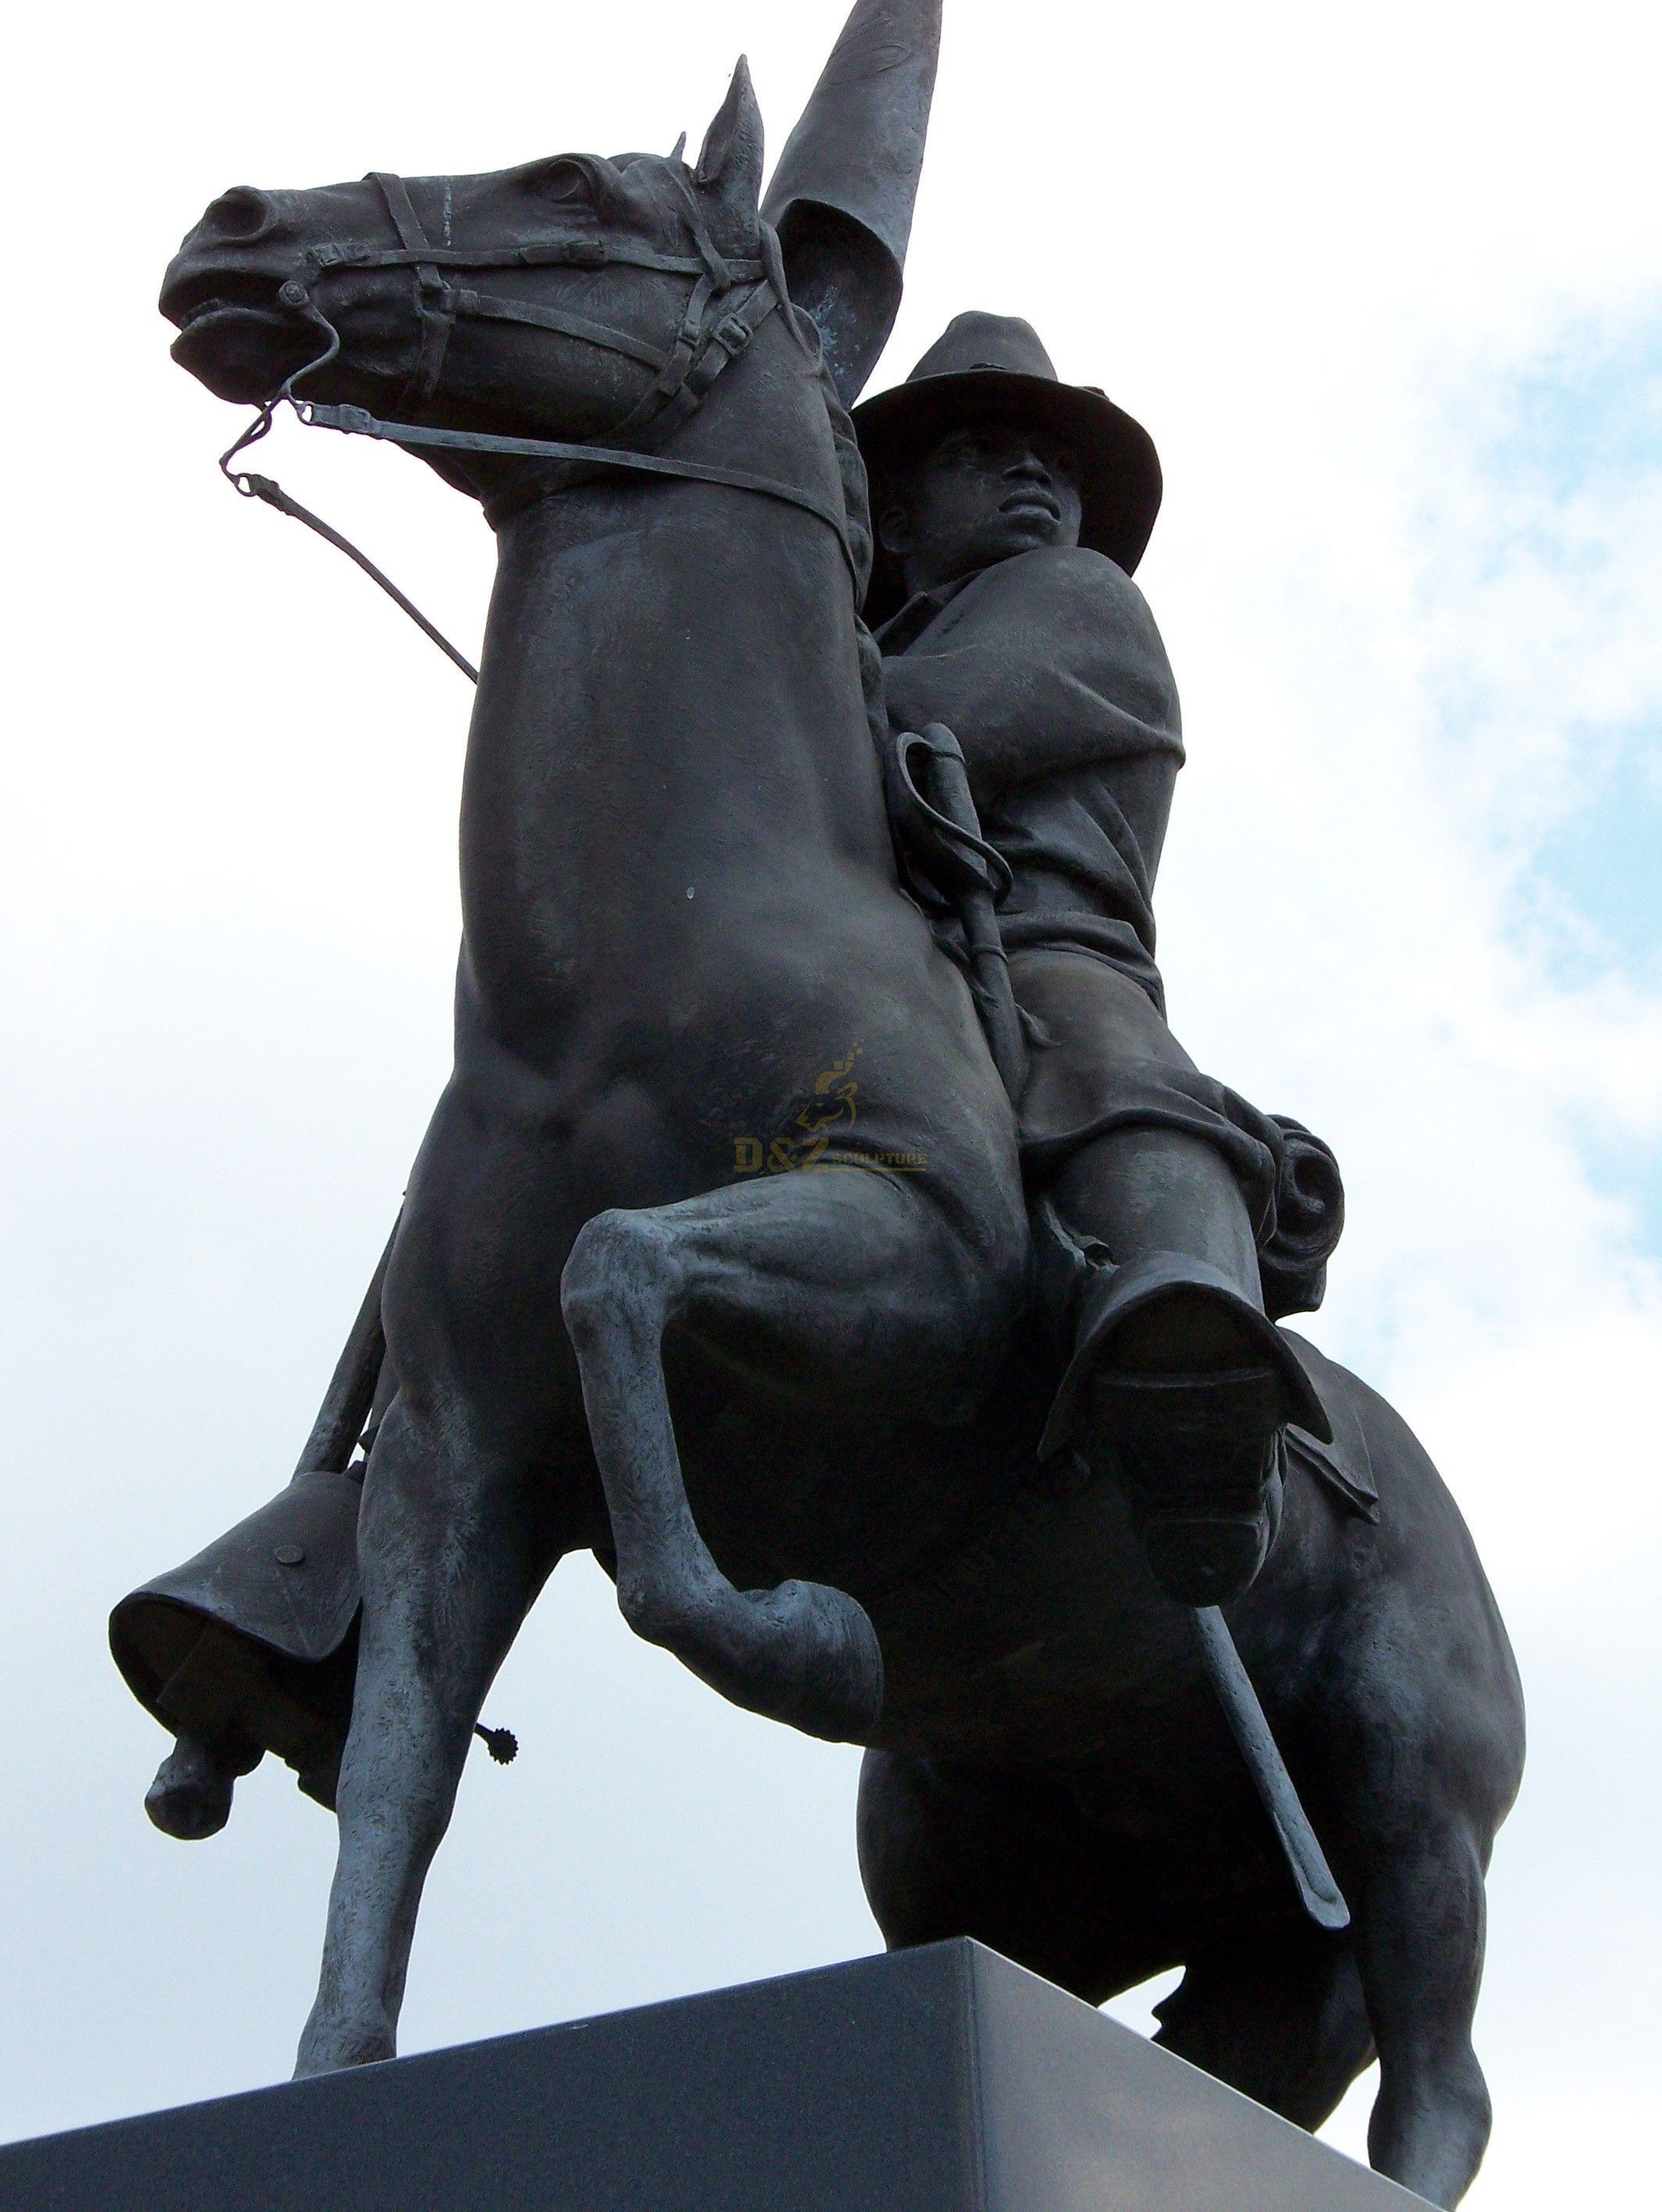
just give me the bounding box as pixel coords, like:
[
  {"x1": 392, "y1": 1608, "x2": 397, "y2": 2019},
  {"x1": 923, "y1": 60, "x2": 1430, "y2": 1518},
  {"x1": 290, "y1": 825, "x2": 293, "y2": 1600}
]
[{"x1": 696, "y1": 56, "x2": 764, "y2": 242}]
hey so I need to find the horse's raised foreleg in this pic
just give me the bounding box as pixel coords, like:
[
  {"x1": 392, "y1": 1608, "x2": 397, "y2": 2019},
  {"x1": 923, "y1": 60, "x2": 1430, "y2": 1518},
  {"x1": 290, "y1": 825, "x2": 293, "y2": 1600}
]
[
  {"x1": 1355, "y1": 1819, "x2": 1494, "y2": 2207},
  {"x1": 294, "y1": 1390, "x2": 556, "y2": 2076},
  {"x1": 561, "y1": 1170, "x2": 1013, "y2": 1743}
]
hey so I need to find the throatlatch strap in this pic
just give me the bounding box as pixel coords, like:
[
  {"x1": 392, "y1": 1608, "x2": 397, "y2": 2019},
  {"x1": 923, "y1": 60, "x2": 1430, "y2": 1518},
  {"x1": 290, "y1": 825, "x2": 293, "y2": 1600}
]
[{"x1": 613, "y1": 279, "x2": 776, "y2": 448}]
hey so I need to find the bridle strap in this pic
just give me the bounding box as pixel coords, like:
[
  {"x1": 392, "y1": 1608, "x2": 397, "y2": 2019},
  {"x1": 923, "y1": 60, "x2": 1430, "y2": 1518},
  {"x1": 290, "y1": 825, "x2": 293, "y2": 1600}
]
[
  {"x1": 370, "y1": 171, "x2": 453, "y2": 409},
  {"x1": 370, "y1": 169, "x2": 433, "y2": 255},
  {"x1": 309, "y1": 239, "x2": 756, "y2": 276},
  {"x1": 295, "y1": 398, "x2": 860, "y2": 584},
  {"x1": 611, "y1": 277, "x2": 779, "y2": 451},
  {"x1": 348, "y1": 174, "x2": 773, "y2": 439},
  {"x1": 230, "y1": 465, "x2": 480, "y2": 680},
  {"x1": 448, "y1": 287, "x2": 675, "y2": 373},
  {"x1": 226, "y1": 172, "x2": 856, "y2": 673}
]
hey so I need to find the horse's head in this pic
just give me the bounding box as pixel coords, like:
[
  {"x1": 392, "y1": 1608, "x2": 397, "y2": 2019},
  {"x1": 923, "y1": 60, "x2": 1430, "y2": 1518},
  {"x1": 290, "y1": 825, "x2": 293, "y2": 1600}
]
[{"x1": 160, "y1": 65, "x2": 769, "y2": 458}]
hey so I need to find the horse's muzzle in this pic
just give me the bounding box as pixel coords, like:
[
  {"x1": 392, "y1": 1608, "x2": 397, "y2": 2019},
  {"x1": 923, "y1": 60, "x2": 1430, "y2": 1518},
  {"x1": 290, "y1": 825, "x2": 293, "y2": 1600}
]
[{"x1": 162, "y1": 256, "x2": 319, "y2": 402}]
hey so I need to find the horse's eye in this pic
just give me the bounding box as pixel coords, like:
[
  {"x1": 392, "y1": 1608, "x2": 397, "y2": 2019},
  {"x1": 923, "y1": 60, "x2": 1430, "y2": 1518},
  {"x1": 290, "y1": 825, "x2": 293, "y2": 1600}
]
[{"x1": 535, "y1": 159, "x2": 594, "y2": 205}]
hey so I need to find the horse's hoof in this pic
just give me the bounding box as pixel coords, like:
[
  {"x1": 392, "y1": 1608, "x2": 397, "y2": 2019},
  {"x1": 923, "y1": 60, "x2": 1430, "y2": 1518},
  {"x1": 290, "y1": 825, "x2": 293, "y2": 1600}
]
[
  {"x1": 294, "y1": 2011, "x2": 395, "y2": 2076},
  {"x1": 744, "y1": 1579, "x2": 884, "y2": 1742},
  {"x1": 144, "y1": 1737, "x2": 237, "y2": 1840}
]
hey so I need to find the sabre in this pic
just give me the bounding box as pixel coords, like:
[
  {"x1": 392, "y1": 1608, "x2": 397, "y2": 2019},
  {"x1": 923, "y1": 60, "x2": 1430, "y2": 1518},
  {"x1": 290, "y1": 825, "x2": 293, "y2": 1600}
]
[
  {"x1": 294, "y1": 1215, "x2": 398, "y2": 1479},
  {"x1": 890, "y1": 722, "x2": 1029, "y2": 1097},
  {"x1": 297, "y1": 1213, "x2": 518, "y2": 1770},
  {"x1": 1191, "y1": 1606, "x2": 1349, "y2": 1929}
]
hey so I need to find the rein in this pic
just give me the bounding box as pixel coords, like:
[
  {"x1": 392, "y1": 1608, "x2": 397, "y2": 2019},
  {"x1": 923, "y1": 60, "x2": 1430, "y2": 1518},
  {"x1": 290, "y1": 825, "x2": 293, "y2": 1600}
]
[{"x1": 218, "y1": 169, "x2": 855, "y2": 681}]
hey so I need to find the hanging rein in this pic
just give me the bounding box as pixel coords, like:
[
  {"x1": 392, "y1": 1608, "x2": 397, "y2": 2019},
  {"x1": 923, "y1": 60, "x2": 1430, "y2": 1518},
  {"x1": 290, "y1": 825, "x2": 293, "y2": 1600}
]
[{"x1": 216, "y1": 168, "x2": 857, "y2": 681}]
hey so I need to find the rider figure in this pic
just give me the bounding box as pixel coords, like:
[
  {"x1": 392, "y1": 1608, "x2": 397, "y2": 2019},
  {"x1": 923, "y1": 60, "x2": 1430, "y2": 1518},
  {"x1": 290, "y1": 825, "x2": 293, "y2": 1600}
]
[{"x1": 854, "y1": 313, "x2": 1338, "y2": 1608}]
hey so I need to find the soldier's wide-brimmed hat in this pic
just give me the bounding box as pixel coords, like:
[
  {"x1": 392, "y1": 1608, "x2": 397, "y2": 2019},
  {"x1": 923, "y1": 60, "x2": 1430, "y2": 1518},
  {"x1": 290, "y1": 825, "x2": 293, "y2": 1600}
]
[{"x1": 853, "y1": 311, "x2": 1162, "y2": 625}]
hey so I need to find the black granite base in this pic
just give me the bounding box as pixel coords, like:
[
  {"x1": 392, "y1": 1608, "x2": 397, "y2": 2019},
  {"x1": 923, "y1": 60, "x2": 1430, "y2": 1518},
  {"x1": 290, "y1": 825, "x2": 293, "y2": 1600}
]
[{"x1": 0, "y1": 1940, "x2": 1428, "y2": 2210}]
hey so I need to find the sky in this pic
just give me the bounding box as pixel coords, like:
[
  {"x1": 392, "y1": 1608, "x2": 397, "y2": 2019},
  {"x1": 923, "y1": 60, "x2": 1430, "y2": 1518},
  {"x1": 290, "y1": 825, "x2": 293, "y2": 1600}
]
[{"x1": 2, "y1": 2, "x2": 1659, "y2": 2203}]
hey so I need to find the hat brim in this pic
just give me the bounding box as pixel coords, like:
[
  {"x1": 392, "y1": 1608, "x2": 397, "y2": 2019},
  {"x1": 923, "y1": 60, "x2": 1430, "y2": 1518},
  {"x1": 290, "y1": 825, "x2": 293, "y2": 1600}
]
[{"x1": 852, "y1": 368, "x2": 1162, "y2": 627}]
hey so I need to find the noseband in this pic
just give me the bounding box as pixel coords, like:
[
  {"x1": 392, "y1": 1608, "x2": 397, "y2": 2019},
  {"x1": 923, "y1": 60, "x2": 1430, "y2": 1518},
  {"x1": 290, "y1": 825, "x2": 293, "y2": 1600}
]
[{"x1": 219, "y1": 169, "x2": 858, "y2": 678}]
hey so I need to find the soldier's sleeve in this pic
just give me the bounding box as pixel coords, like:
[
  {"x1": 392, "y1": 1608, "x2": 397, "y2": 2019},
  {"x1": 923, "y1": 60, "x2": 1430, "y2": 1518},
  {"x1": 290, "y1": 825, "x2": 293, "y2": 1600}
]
[{"x1": 883, "y1": 549, "x2": 1184, "y2": 799}]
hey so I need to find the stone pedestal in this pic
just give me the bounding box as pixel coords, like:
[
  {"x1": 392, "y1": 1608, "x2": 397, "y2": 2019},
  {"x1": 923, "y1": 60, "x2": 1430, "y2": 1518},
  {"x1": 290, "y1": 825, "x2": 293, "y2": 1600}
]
[{"x1": 0, "y1": 1939, "x2": 1428, "y2": 2210}]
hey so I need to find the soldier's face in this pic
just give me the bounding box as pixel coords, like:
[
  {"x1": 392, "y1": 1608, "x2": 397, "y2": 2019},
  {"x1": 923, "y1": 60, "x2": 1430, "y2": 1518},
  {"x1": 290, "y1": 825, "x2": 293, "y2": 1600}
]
[{"x1": 881, "y1": 417, "x2": 1083, "y2": 597}]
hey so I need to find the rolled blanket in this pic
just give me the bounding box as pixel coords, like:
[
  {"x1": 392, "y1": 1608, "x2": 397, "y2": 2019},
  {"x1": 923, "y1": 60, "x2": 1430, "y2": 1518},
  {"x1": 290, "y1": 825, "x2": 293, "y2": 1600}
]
[{"x1": 1259, "y1": 1118, "x2": 1346, "y2": 1320}]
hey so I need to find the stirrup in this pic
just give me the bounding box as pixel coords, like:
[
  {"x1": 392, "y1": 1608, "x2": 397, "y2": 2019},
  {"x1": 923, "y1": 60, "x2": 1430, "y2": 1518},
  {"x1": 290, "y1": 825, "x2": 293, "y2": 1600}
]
[
  {"x1": 1040, "y1": 1249, "x2": 1331, "y2": 1463},
  {"x1": 1134, "y1": 1455, "x2": 1285, "y2": 1606}
]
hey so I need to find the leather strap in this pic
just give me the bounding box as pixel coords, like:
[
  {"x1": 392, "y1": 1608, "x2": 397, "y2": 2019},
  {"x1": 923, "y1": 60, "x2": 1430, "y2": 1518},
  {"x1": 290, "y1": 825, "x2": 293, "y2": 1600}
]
[
  {"x1": 309, "y1": 239, "x2": 762, "y2": 278},
  {"x1": 358, "y1": 176, "x2": 756, "y2": 412},
  {"x1": 370, "y1": 172, "x2": 453, "y2": 410},
  {"x1": 370, "y1": 169, "x2": 433, "y2": 256},
  {"x1": 229, "y1": 172, "x2": 858, "y2": 676},
  {"x1": 297, "y1": 401, "x2": 860, "y2": 583},
  {"x1": 448, "y1": 287, "x2": 674, "y2": 373},
  {"x1": 313, "y1": 178, "x2": 782, "y2": 457}
]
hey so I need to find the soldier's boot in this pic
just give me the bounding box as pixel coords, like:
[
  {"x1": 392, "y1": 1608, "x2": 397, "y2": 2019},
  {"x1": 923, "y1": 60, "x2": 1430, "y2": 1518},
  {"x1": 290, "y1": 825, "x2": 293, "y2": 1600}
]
[
  {"x1": 1040, "y1": 1245, "x2": 1331, "y2": 1607},
  {"x1": 145, "y1": 1730, "x2": 261, "y2": 1841}
]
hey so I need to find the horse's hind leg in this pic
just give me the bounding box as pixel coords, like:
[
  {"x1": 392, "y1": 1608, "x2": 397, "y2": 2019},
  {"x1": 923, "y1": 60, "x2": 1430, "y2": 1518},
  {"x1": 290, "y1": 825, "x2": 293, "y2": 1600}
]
[
  {"x1": 294, "y1": 1388, "x2": 559, "y2": 2076},
  {"x1": 857, "y1": 1750, "x2": 1160, "y2": 1996},
  {"x1": 1152, "y1": 1921, "x2": 1374, "y2": 2130},
  {"x1": 1354, "y1": 1818, "x2": 1494, "y2": 2207},
  {"x1": 562, "y1": 1171, "x2": 1016, "y2": 1742}
]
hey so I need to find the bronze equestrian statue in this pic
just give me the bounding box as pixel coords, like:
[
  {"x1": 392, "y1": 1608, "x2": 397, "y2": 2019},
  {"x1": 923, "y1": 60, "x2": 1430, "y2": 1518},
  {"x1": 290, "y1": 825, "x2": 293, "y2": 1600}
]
[{"x1": 110, "y1": 5, "x2": 1523, "y2": 2203}]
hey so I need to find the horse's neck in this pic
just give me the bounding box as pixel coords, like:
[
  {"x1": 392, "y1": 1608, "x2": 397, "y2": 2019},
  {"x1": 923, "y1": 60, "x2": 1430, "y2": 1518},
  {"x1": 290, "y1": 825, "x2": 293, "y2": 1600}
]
[
  {"x1": 471, "y1": 341, "x2": 875, "y2": 822},
  {"x1": 457, "y1": 357, "x2": 890, "y2": 969}
]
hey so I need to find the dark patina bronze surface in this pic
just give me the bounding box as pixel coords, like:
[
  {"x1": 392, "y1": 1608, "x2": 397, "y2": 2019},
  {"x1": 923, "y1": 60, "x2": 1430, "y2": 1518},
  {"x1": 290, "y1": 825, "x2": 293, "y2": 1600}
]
[{"x1": 113, "y1": 8, "x2": 1522, "y2": 2205}]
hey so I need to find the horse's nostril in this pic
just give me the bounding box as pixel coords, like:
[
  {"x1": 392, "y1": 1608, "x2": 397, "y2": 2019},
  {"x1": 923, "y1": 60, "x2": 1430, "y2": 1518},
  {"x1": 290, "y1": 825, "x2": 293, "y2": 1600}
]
[{"x1": 202, "y1": 186, "x2": 275, "y2": 242}]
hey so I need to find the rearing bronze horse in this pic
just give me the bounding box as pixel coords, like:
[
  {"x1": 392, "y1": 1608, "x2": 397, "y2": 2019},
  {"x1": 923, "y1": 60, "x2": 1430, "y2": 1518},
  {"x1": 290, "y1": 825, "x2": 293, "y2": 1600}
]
[{"x1": 134, "y1": 18, "x2": 1521, "y2": 2207}]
